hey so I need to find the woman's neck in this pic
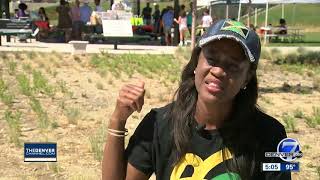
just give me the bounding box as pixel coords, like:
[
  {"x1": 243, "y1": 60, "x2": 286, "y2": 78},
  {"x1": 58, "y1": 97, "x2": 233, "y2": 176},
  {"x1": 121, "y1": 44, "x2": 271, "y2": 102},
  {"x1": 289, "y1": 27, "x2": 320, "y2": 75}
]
[{"x1": 195, "y1": 98, "x2": 232, "y2": 130}]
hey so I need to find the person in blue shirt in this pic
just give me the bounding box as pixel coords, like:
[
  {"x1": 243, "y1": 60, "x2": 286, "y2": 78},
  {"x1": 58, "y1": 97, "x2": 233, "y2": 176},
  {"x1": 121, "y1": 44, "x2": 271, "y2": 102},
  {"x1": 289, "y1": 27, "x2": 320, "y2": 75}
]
[
  {"x1": 80, "y1": 0, "x2": 92, "y2": 24},
  {"x1": 162, "y1": 6, "x2": 174, "y2": 46}
]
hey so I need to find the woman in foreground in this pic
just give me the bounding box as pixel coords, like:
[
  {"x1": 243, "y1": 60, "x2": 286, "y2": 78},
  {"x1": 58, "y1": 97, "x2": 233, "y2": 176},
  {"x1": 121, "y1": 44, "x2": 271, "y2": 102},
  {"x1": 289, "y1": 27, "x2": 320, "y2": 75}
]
[{"x1": 102, "y1": 19, "x2": 291, "y2": 180}]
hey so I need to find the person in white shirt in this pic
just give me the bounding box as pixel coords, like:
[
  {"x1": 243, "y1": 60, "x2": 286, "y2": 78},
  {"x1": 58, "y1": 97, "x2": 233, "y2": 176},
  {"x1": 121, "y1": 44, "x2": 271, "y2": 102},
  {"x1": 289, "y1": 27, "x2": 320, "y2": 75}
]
[
  {"x1": 201, "y1": 9, "x2": 212, "y2": 33},
  {"x1": 94, "y1": 0, "x2": 103, "y2": 12}
]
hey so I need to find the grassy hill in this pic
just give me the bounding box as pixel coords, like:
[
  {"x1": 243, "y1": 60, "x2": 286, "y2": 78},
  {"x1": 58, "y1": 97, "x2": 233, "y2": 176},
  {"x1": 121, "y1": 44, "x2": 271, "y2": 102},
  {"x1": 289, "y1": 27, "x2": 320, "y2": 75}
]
[{"x1": 242, "y1": 4, "x2": 320, "y2": 30}]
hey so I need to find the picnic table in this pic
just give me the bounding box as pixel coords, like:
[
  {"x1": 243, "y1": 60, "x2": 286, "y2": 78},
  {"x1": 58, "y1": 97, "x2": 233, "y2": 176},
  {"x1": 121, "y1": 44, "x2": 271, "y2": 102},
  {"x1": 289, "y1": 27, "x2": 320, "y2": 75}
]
[
  {"x1": 259, "y1": 27, "x2": 304, "y2": 43},
  {"x1": 0, "y1": 18, "x2": 33, "y2": 45}
]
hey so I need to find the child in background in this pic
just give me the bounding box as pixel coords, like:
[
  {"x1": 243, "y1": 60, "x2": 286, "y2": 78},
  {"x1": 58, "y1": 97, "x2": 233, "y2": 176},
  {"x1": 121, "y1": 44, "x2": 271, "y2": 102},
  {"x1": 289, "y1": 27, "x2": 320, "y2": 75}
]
[
  {"x1": 201, "y1": 9, "x2": 212, "y2": 34},
  {"x1": 174, "y1": 11, "x2": 188, "y2": 46}
]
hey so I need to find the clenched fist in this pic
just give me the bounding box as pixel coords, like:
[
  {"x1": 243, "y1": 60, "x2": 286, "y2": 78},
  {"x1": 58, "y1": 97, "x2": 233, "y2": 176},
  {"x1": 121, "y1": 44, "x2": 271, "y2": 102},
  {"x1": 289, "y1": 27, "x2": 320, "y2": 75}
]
[{"x1": 111, "y1": 81, "x2": 145, "y2": 125}]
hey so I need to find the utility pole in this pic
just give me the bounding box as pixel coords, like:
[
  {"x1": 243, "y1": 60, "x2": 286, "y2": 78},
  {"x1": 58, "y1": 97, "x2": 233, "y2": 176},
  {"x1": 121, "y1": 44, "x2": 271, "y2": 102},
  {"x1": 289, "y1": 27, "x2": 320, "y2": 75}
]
[
  {"x1": 173, "y1": 0, "x2": 179, "y2": 46},
  {"x1": 137, "y1": 0, "x2": 140, "y2": 16},
  {"x1": 5, "y1": 0, "x2": 10, "y2": 42},
  {"x1": 247, "y1": 0, "x2": 252, "y2": 26},
  {"x1": 191, "y1": 0, "x2": 197, "y2": 49}
]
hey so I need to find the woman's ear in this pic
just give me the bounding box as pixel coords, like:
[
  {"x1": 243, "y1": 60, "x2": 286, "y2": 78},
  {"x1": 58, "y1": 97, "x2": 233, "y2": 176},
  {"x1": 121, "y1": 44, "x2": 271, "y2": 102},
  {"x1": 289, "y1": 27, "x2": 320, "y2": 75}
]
[{"x1": 242, "y1": 70, "x2": 254, "y2": 89}]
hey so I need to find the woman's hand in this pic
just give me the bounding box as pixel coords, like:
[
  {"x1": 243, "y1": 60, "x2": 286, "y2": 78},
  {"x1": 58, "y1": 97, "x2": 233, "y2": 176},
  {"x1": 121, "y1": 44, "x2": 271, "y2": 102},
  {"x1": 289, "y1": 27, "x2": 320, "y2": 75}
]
[{"x1": 111, "y1": 81, "x2": 145, "y2": 125}]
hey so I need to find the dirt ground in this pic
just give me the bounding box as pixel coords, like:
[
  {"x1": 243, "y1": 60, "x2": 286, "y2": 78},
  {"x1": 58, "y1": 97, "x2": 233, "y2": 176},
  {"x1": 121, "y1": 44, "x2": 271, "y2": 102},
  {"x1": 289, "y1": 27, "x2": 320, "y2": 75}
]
[{"x1": 0, "y1": 51, "x2": 319, "y2": 180}]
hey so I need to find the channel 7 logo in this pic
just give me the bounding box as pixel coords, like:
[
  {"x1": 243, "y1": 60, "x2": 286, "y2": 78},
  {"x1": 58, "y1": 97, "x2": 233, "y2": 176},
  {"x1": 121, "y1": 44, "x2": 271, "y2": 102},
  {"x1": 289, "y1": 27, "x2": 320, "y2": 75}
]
[
  {"x1": 265, "y1": 138, "x2": 303, "y2": 162},
  {"x1": 277, "y1": 138, "x2": 303, "y2": 162}
]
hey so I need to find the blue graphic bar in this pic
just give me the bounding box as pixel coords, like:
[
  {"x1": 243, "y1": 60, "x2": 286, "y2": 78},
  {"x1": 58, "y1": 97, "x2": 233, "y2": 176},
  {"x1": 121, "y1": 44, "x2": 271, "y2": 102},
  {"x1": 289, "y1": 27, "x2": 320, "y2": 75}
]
[
  {"x1": 280, "y1": 162, "x2": 299, "y2": 172},
  {"x1": 24, "y1": 143, "x2": 57, "y2": 162}
]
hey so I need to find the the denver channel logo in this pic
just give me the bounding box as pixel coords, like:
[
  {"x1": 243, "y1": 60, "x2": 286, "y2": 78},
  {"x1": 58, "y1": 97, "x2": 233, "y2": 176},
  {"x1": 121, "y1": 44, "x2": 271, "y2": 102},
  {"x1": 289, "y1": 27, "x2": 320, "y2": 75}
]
[
  {"x1": 24, "y1": 143, "x2": 57, "y2": 162},
  {"x1": 265, "y1": 138, "x2": 303, "y2": 162}
]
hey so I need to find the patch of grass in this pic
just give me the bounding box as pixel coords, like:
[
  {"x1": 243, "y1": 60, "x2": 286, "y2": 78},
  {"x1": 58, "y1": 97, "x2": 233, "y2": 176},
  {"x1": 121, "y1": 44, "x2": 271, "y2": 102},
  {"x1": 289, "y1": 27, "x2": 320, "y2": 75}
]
[
  {"x1": 0, "y1": 78, "x2": 14, "y2": 107},
  {"x1": 0, "y1": 52, "x2": 8, "y2": 59},
  {"x1": 4, "y1": 110, "x2": 22, "y2": 147},
  {"x1": 303, "y1": 144, "x2": 311, "y2": 150},
  {"x1": 96, "y1": 82, "x2": 104, "y2": 90},
  {"x1": 57, "y1": 80, "x2": 68, "y2": 93},
  {"x1": 175, "y1": 47, "x2": 192, "y2": 62},
  {"x1": 13, "y1": 52, "x2": 22, "y2": 60},
  {"x1": 32, "y1": 70, "x2": 55, "y2": 96},
  {"x1": 90, "y1": 53, "x2": 180, "y2": 83},
  {"x1": 293, "y1": 108, "x2": 304, "y2": 118},
  {"x1": 316, "y1": 166, "x2": 320, "y2": 179},
  {"x1": 313, "y1": 76, "x2": 320, "y2": 91},
  {"x1": 89, "y1": 124, "x2": 106, "y2": 161},
  {"x1": 30, "y1": 97, "x2": 49, "y2": 129},
  {"x1": 52, "y1": 51, "x2": 63, "y2": 60},
  {"x1": 49, "y1": 162, "x2": 61, "y2": 174},
  {"x1": 275, "y1": 51, "x2": 320, "y2": 66},
  {"x1": 51, "y1": 121, "x2": 59, "y2": 129},
  {"x1": 260, "y1": 96, "x2": 273, "y2": 105},
  {"x1": 27, "y1": 51, "x2": 37, "y2": 59},
  {"x1": 73, "y1": 55, "x2": 81, "y2": 63},
  {"x1": 65, "y1": 107, "x2": 80, "y2": 125},
  {"x1": 7, "y1": 61, "x2": 17, "y2": 75},
  {"x1": 107, "y1": 78, "x2": 113, "y2": 85},
  {"x1": 22, "y1": 63, "x2": 32, "y2": 72},
  {"x1": 16, "y1": 74, "x2": 32, "y2": 96},
  {"x1": 282, "y1": 114, "x2": 297, "y2": 133},
  {"x1": 305, "y1": 107, "x2": 320, "y2": 128}
]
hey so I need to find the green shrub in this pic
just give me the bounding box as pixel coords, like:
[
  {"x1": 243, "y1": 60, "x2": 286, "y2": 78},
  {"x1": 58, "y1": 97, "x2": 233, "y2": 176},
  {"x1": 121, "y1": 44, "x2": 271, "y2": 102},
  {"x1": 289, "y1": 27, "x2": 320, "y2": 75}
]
[
  {"x1": 275, "y1": 51, "x2": 320, "y2": 66},
  {"x1": 65, "y1": 107, "x2": 80, "y2": 125},
  {"x1": 4, "y1": 110, "x2": 22, "y2": 146},
  {"x1": 293, "y1": 108, "x2": 304, "y2": 118},
  {"x1": 282, "y1": 115, "x2": 297, "y2": 133},
  {"x1": 32, "y1": 70, "x2": 54, "y2": 96},
  {"x1": 16, "y1": 74, "x2": 32, "y2": 96},
  {"x1": 89, "y1": 124, "x2": 106, "y2": 161},
  {"x1": 30, "y1": 97, "x2": 49, "y2": 129}
]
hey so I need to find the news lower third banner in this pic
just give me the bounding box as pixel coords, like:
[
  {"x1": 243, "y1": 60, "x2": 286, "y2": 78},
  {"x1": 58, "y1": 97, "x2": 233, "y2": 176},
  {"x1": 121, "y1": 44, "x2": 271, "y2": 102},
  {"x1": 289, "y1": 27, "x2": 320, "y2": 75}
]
[{"x1": 24, "y1": 143, "x2": 57, "y2": 162}]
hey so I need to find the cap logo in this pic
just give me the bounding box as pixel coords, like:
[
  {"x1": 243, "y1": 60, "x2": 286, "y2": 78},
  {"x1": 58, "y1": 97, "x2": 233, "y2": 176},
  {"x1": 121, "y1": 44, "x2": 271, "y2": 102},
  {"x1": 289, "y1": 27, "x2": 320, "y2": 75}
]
[{"x1": 220, "y1": 20, "x2": 249, "y2": 39}]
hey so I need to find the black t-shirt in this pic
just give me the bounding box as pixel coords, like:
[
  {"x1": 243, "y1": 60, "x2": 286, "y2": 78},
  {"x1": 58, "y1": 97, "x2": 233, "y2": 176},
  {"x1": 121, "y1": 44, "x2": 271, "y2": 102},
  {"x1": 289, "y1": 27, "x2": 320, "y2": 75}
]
[
  {"x1": 125, "y1": 103, "x2": 291, "y2": 180},
  {"x1": 142, "y1": 7, "x2": 152, "y2": 19}
]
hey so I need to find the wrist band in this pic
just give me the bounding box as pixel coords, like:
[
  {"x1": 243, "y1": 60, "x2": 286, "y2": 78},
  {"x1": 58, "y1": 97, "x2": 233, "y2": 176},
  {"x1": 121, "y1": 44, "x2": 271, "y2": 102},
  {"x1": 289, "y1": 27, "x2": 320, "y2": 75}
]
[
  {"x1": 108, "y1": 131, "x2": 128, "y2": 137},
  {"x1": 107, "y1": 128, "x2": 129, "y2": 137},
  {"x1": 108, "y1": 128, "x2": 128, "y2": 134}
]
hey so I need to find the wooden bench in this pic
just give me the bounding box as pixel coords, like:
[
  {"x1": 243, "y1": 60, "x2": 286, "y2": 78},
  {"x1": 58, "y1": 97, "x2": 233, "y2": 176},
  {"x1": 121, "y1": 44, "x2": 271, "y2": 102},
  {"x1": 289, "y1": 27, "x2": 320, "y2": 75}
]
[{"x1": 0, "y1": 18, "x2": 33, "y2": 46}]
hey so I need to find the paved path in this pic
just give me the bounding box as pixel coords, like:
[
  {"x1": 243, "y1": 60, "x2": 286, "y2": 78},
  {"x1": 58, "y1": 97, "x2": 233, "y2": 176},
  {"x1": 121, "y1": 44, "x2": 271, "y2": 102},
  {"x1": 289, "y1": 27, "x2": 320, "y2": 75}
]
[{"x1": 0, "y1": 40, "x2": 178, "y2": 54}]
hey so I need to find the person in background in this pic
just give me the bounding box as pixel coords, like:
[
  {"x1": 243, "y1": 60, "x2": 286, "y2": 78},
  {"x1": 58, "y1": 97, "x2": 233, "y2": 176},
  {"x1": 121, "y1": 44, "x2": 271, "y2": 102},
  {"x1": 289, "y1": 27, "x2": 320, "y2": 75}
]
[
  {"x1": 275, "y1": 18, "x2": 287, "y2": 34},
  {"x1": 201, "y1": 9, "x2": 212, "y2": 33},
  {"x1": 162, "y1": 6, "x2": 174, "y2": 46},
  {"x1": 70, "y1": 0, "x2": 82, "y2": 40},
  {"x1": 186, "y1": 2, "x2": 193, "y2": 35},
  {"x1": 56, "y1": 0, "x2": 72, "y2": 42},
  {"x1": 17, "y1": 2, "x2": 28, "y2": 18},
  {"x1": 80, "y1": 0, "x2": 92, "y2": 25},
  {"x1": 152, "y1": 4, "x2": 160, "y2": 35},
  {"x1": 142, "y1": 3, "x2": 152, "y2": 25},
  {"x1": 38, "y1": 7, "x2": 49, "y2": 22},
  {"x1": 174, "y1": 10, "x2": 188, "y2": 46},
  {"x1": 14, "y1": 9, "x2": 19, "y2": 19},
  {"x1": 94, "y1": 0, "x2": 103, "y2": 12},
  {"x1": 33, "y1": 7, "x2": 50, "y2": 41}
]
